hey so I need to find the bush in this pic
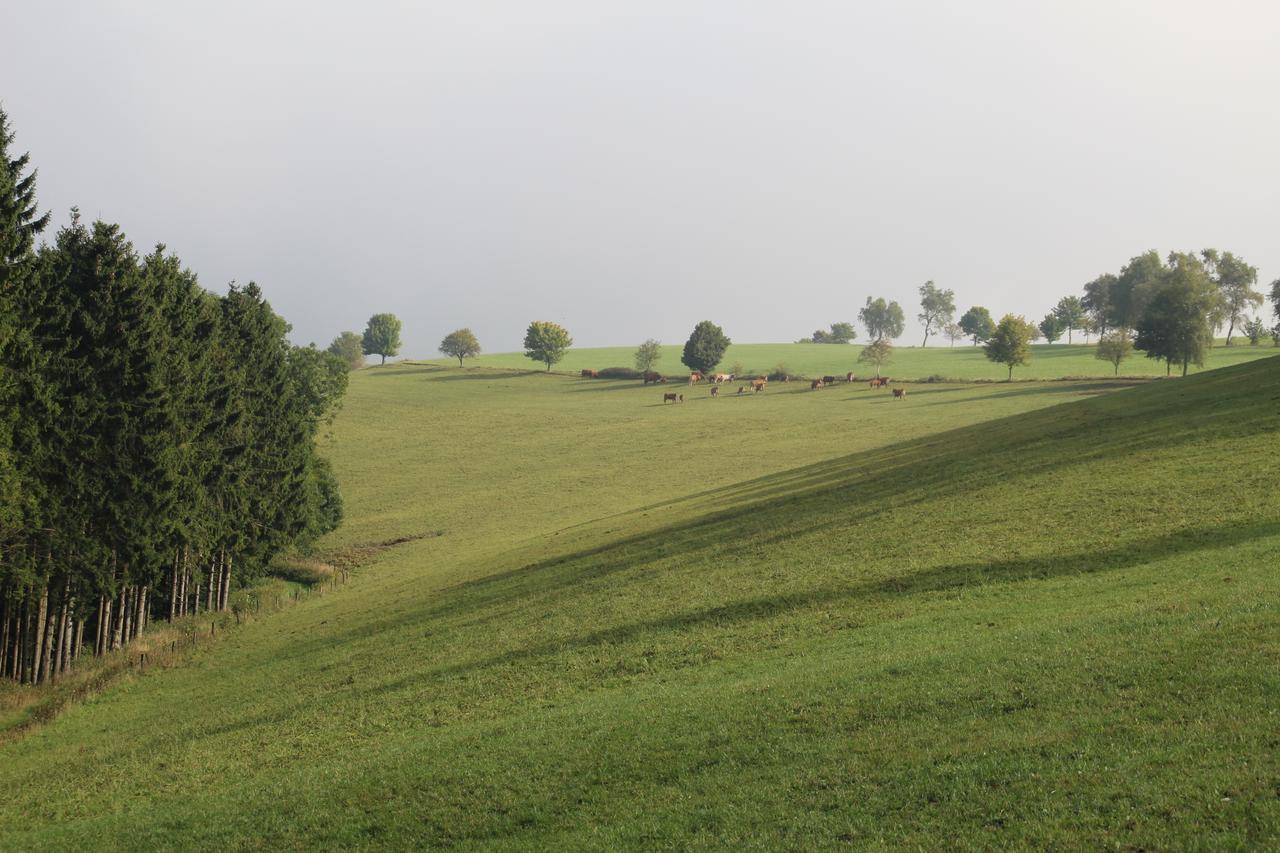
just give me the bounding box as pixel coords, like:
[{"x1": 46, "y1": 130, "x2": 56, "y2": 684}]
[
  {"x1": 768, "y1": 363, "x2": 791, "y2": 381},
  {"x1": 597, "y1": 367, "x2": 641, "y2": 379}
]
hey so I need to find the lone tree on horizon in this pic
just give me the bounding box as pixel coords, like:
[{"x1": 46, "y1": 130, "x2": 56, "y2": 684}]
[
  {"x1": 439, "y1": 328, "x2": 481, "y2": 367},
  {"x1": 327, "y1": 331, "x2": 364, "y2": 370},
  {"x1": 917, "y1": 281, "x2": 955, "y2": 346},
  {"x1": 523, "y1": 320, "x2": 572, "y2": 371},
  {"x1": 681, "y1": 320, "x2": 731, "y2": 374},
  {"x1": 858, "y1": 297, "x2": 905, "y2": 343},
  {"x1": 362, "y1": 313, "x2": 402, "y2": 365},
  {"x1": 984, "y1": 314, "x2": 1034, "y2": 380}
]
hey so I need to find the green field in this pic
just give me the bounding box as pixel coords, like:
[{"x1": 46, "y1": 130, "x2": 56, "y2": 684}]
[
  {"x1": 424, "y1": 339, "x2": 1279, "y2": 381},
  {"x1": 1, "y1": 358, "x2": 1277, "y2": 847}
]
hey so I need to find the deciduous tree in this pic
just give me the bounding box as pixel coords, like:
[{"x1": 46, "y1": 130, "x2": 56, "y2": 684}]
[
  {"x1": 958, "y1": 306, "x2": 995, "y2": 346},
  {"x1": 983, "y1": 315, "x2": 1034, "y2": 380},
  {"x1": 1038, "y1": 313, "x2": 1064, "y2": 344},
  {"x1": 857, "y1": 339, "x2": 893, "y2": 377},
  {"x1": 917, "y1": 281, "x2": 955, "y2": 346},
  {"x1": 1133, "y1": 253, "x2": 1221, "y2": 376},
  {"x1": 439, "y1": 328, "x2": 481, "y2": 367},
  {"x1": 1095, "y1": 330, "x2": 1134, "y2": 375},
  {"x1": 361, "y1": 313, "x2": 402, "y2": 365},
  {"x1": 327, "y1": 331, "x2": 364, "y2": 370},
  {"x1": 681, "y1": 321, "x2": 731, "y2": 374},
  {"x1": 523, "y1": 321, "x2": 572, "y2": 371},
  {"x1": 1202, "y1": 250, "x2": 1260, "y2": 346},
  {"x1": 1053, "y1": 296, "x2": 1086, "y2": 344},
  {"x1": 633, "y1": 339, "x2": 662, "y2": 372},
  {"x1": 859, "y1": 297, "x2": 905, "y2": 343}
]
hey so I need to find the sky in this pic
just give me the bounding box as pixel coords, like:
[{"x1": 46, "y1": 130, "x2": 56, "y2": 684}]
[{"x1": 4, "y1": 1, "x2": 1279, "y2": 355}]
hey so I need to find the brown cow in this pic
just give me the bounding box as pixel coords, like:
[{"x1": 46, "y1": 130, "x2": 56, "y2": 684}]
[
  {"x1": 689, "y1": 372, "x2": 703, "y2": 385},
  {"x1": 811, "y1": 379, "x2": 824, "y2": 390},
  {"x1": 737, "y1": 385, "x2": 746, "y2": 395},
  {"x1": 642, "y1": 371, "x2": 662, "y2": 384},
  {"x1": 869, "y1": 377, "x2": 887, "y2": 389},
  {"x1": 710, "y1": 386, "x2": 719, "y2": 397},
  {"x1": 752, "y1": 380, "x2": 766, "y2": 393},
  {"x1": 893, "y1": 387, "x2": 907, "y2": 400},
  {"x1": 581, "y1": 369, "x2": 599, "y2": 379},
  {"x1": 663, "y1": 392, "x2": 683, "y2": 404}
]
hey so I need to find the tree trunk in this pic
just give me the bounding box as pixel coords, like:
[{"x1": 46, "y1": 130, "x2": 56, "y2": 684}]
[
  {"x1": 921, "y1": 329, "x2": 930, "y2": 347},
  {"x1": 1008, "y1": 364, "x2": 1013, "y2": 381},
  {"x1": 112, "y1": 586, "x2": 126, "y2": 651},
  {"x1": 50, "y1": 587, "x2": 69, "y2": 682},
  {"x1": 1226, "y1": 319, "x2": 1235, "y2": 346},
  {"x1": 219, "y1": 552, "x2": 232, "y2": 612},
  {"x1": 32, "y1": 585, "x2": 49, "y2": 685},
  {"x1": 207, "y1": 560, "x2": 216, "y2": 612},
  {"x1": 121, "y1": 585, "x2": 134, "y2": 646},
  {"x1": 380, "y1": 353, "x2": 386, "y2": 365},
  {"x1": 169, "y1": 550, "x2": 179, "y2": 620},
  {"x1": 136, "y1": 585, "x2": 148, "y2": 638}
]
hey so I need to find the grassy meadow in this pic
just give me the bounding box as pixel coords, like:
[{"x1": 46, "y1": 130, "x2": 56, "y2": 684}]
[
  {"x1": 423, "y1": 339, "x2": 1280, "y2": 381},
  {"x1": 0, "y1": 357, "x2": 1277, "y2": 847}
]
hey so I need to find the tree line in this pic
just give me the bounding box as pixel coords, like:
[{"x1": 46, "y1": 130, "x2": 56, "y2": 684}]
[
  {"x1": 796, "y1": 251, "x2": 1278, "y2": 379},
  {"x1": 0, "y1": 109, "x2": 346, "y2": 684}
]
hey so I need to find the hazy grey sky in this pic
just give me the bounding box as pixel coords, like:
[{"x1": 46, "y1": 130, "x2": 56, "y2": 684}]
[{"x1": 4, "y1": 1, "x2": 1278, "y2": 355}]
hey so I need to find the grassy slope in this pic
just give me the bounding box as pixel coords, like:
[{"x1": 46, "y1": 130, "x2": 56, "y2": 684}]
[
  {"x1": 0, "y1": 360, "x2": 1277, "y2": 848},
  {"x1": 422, "y1": 339, "x2": 1279, "y2": 381}
]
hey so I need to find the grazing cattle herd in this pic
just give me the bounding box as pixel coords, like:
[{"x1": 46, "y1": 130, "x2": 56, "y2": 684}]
[{"x1": 575, "y1": 367, "x2": 908, "y2": 405}]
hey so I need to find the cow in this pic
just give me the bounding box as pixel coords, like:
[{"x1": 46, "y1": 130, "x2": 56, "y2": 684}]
[
  {"x1": 663, "y1": 392, "x2": 683, "y2": 404},
  {"x1": 846, "y1": 372, "x2": 856, "y2": 382},
  {"x1": 689, "y1": 372, "x2": 703, "y2": 385},
  {"x1": 737, "y1": 386, "x2": 746, "y2": 395},
  {"x1": 893, "y1": 387, "x2": 907, "y2": 400},
  {"x1": 712, "y1": 373, "x2": 732, "y2": 384},
  {"x1": 811, "y1": 379, "x2": 824, "y2": 390},
  {"x1": 822, "y1": 375, "x2": 837, "y2": 385},
  {"x1": 752, "y1": 380, "x2": 766, "y2": 393},
  {"x1": 869, "y1": 377, "x2": 887, "y2": 389},
  {"x1": 642, "y1": 371, "x2": 663, "y2": 384},
  {"x1": 710, "y1": 386, "x2": 719, "y2": 397},
  {"x1": 581, "y1": 369, "x2": 599, "y2": 379}
]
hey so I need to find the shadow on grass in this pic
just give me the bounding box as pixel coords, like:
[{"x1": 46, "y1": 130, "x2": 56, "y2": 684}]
[
  {"x1": 257, "y1": 357, "x2": 1280, "y2": 673},
  {"x1": 358, "y1": 518, "x2": 1280, "y2": 699}
]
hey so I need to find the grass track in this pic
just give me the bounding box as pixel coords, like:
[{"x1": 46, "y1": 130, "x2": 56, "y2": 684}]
[
  {"x1": 0, "y1": 357, "x2": 1277, "y2": 848},
  {"x1": 421, "y1": 339, "x2": 1280, "y2": 381}
]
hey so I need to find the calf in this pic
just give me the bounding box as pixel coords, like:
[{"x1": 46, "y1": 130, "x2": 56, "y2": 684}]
[
  {"x1": 752, "y1": 380, "x2": 766, "y2": 393},
  {"x1": 846, "y1": 372, "x2": 855, "y2": 382},
  {"x1": 710, "y1": 386, "x2": 719, "y2": 397},
  {"x1": 689, "y1": 372, "x2": 703, "y2": 385},
  {"x1": 663, "y1": 392, "x2": 683, "y2": 404},
  {"x1": 811, "y1": 379, "x2": 824, "y2": 390},
  {"x1": 893, "y1": 387, "x2": 907, "y2": 400}
]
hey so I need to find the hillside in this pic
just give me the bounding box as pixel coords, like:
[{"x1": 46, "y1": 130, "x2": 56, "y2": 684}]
[
  {"x1": 421, "y1": 339, "x2": 1279, "y2": 381},
  {"x1": 0, "y1": 359, "x2": 1277, "y2": 847}
]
